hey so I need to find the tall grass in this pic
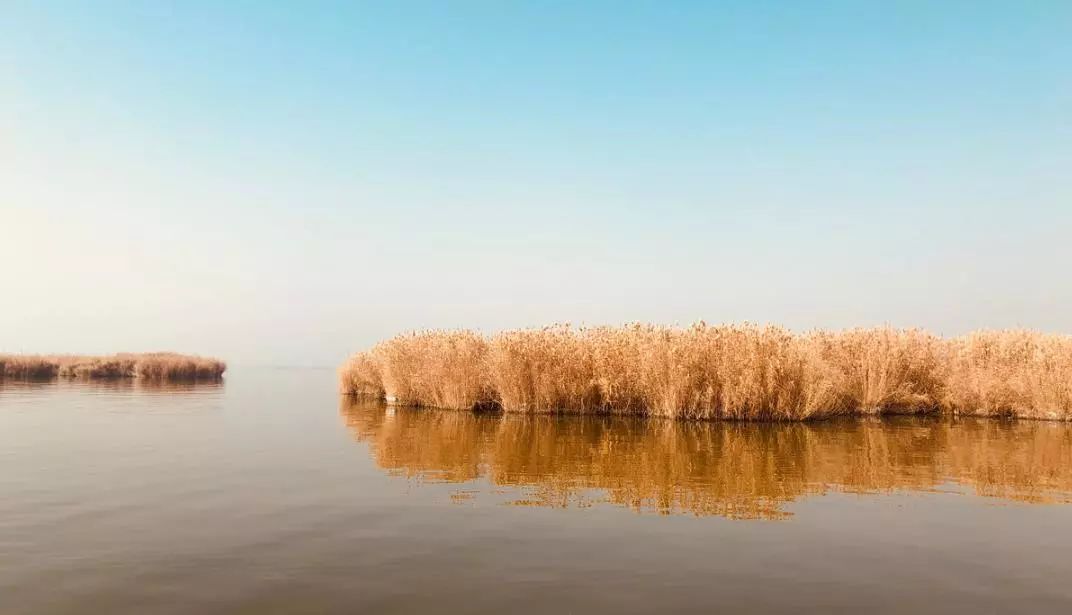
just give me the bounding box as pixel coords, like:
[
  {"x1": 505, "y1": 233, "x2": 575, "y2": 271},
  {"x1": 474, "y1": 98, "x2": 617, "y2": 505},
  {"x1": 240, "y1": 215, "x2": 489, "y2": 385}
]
[
  {"x1": 0, "y1": 353, "x2": 226, "y2": 381},
  {"x1": 340, "y1": 324, "x2": 1072, "y2": 421},
  {"x1": 943, "y1": 331, "x2": 1072, "y2": 420},
  {"x1": 0, "y1": 355, "x2": 60, "y2": 379},
  {"x1": 343, "y1": 331, "x2": 493, "y2": 408}
]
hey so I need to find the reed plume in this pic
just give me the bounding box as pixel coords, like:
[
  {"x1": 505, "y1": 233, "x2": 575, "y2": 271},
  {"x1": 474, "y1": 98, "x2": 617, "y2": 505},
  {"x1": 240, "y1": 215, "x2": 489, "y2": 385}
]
[
  {"x1": 340, "y1": 324, "x2": 1072, "y2": 421},
  {"x1": 943, "y1": 330, "x2": 1072, "y2": 420},
  {"x1": 369, "y1": 330, "x2": 494, "y2": 409}
]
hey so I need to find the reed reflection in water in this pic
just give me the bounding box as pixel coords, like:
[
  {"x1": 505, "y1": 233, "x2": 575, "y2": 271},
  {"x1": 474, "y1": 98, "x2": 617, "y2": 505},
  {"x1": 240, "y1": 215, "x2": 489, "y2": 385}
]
[
  {"x1": 341, "y1": 399, "x2": 1072, "y2": 519},
  {"x1": 0, "y1": 377, "x2": 224, "y2": 416},
  {"x1": 0, "y1": 377, "x2": 224, "y2": 395}
]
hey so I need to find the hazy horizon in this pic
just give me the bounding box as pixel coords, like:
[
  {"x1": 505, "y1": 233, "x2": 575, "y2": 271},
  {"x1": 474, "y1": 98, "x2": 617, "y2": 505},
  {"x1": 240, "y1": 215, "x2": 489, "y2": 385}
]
[{"x1": 3, "y1": 1, "x2": 1070, "y2": 367}]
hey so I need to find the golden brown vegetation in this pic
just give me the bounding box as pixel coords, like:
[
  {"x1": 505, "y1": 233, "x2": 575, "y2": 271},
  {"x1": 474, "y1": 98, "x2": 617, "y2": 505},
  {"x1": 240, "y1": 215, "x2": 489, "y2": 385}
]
[
  {"x1": 341, "y1": 399, "x2": 1072, "y2": 519},
  {"x1": 340, "y1": 324, "x2": 1072, "y2": 421},
  {"x1": 368, "y1": 330, "x2": 493, "y2": 409},
  {"x1": 0, "y1": 352, "x2": 226, "y2": 381},
  {"x1": 944, "y1": 331, "x2": 1072, "y2": 420}
]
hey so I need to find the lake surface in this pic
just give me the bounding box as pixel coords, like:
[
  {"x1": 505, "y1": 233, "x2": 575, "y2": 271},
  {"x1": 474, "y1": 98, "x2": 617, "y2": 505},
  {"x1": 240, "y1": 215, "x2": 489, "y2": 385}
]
[{"x1": 2, "y1": 367, "x2": 1072, "y2": 614}]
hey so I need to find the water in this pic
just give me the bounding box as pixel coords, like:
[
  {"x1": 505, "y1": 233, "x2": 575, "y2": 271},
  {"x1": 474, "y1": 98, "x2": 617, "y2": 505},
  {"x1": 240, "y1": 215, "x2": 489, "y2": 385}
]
[{"x1": 2, "y1": 367, "x2": 1071, "y2": 614}]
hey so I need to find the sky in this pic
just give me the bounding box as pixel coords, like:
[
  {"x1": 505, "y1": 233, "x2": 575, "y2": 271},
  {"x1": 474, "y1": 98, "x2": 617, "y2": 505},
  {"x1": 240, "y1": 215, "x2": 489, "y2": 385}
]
[{"x1": 2, "y1": 1, "x2": 1070, "y2": 366}]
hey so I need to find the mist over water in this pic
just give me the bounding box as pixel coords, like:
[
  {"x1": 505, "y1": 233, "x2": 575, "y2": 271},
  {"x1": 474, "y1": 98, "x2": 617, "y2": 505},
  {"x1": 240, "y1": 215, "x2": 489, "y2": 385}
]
[{"x1": 3, "y1": 368, "x2": 1072, "y2": 613}]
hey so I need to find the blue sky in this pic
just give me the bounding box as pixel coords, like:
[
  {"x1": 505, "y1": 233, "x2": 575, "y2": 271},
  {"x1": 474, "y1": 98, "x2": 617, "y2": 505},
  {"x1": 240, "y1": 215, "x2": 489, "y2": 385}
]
[{"x1": 2, "y1": 1, "x2": 1070, "y2": 365}]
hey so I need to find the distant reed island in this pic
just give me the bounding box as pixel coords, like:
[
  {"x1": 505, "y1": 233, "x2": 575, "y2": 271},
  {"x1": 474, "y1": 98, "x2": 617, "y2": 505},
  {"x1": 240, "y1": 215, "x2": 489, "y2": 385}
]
[
  {"x1": 0, "y1": 353, "x2": 226, "y2": 381},
  {"x1": 340, "y1": 324, "x2": 1072, "y2": 421}
]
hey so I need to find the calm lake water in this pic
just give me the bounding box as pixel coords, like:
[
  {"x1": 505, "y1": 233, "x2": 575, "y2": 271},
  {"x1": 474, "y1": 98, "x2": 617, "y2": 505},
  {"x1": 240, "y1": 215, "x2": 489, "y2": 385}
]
[{"x1": 3, "y1": 367, "x2": 1072, "y2": 614}]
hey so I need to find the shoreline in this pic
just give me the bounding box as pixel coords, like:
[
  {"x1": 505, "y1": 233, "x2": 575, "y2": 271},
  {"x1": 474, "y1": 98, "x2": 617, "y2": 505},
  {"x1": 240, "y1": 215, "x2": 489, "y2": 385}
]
[{"x1": 358, "y1": 394, "x2": 1070, "y2": 424}]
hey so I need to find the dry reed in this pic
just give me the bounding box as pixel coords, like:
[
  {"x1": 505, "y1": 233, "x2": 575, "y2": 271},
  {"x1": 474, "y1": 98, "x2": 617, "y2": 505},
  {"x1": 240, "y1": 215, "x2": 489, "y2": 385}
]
[
  {"x1": 343, "y1": 331, "x2": 494, "y2": 409},
  {"x1": 340, "y1": 324, "x2": 1072, "y2": 421},
  {"x1": 0, "y1": 352, "x2": 226, "y2": 381}
]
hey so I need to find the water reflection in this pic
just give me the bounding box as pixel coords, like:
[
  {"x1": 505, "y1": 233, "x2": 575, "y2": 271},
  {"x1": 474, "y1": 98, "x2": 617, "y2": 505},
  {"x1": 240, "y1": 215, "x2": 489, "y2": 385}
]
[
  {"x1": 341, "y1": 399, "x2": 1072, "y2": 519},
  {"x1": 0, "y1": 378, "x2": 225, "y2": 416},
  {"x1": 0, "y1": 378, "x2": 223, "y2": 395}
]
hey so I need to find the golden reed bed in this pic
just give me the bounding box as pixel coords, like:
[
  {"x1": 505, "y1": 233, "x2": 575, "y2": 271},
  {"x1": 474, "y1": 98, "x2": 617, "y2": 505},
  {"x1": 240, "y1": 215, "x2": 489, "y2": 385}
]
[
  {"x1": 340, "y1": 324, "x2": 1072, "y2": 421},
  {"x1": 0, "y1": 352, "x2": 226, "y2": 381}
]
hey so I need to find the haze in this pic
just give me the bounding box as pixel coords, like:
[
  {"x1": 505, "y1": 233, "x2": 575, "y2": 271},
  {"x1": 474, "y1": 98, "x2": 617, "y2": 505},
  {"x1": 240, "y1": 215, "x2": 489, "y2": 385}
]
[{"x1": 2, "y1": 1, "x2": 1069, "y2": 367}]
